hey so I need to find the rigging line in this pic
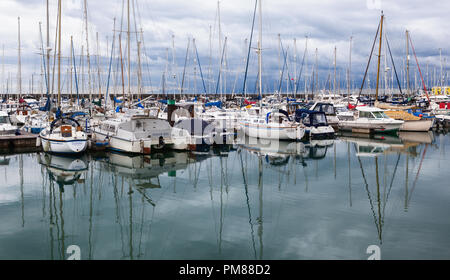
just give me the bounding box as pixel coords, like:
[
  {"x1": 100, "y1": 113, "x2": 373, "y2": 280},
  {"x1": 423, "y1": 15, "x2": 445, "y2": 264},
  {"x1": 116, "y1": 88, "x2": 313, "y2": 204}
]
[
  {"x1": 277, "y1": 44, "x2": 287, "y2": 94},
  {"x1": 215, "y1": 37, "x2": 227, "y2": 95},
  {"x1": 294, "y1": 40, "x2": 307, "y2": 95},
  {"x1": 382, "y1": 153, "x2": 401, "y2": 217},
  {"x1": 193, "y1": 39, "x2": 208, "y2": 94},
  {"x1": 408, "y1": 34, "x2": 430, "y2": 102},
  {"x1": 357, "y1": 20, "x2": 381, "y2": 105},
  {"x1": 385, "y1": 34, "x2": 403, "y2": 95},
  {"x1": 279, "y1": 40, "x2": 295, "y2": 94},
  {"x1": 180, "y1": 38, "x2": 190, "y2": 95},
  {"x1": 242, "y1": 0, "x2": 258, "y2": 95},
  {"x1": 239, "y1": 151, "x2": 257, "y2": 259},
  {"x1": 408, "y1": 144, "x2": 428, "y2": 205},
  {"x1": 72, "y1": 39, "x2": 80, "y2": 105},
  {"x1": 354, "y1": 144, "x2": 382, "y2": 242}
]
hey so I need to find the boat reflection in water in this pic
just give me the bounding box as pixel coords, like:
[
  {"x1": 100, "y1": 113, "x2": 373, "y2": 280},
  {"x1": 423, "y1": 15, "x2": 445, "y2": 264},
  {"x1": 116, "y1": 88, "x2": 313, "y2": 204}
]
[
  {"x1": 339, "y1": 131, "x2": 433, "y2": 245},
  {"x1": 238, "y1": 136, "x2": 334, "y2": 165},
  {"x1": 37, "y1": 153, "x2": 88, "y2": 191}
]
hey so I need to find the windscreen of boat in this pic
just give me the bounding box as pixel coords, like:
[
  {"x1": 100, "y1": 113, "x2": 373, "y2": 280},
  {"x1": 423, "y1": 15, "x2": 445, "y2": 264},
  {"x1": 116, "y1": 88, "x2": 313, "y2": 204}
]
[
  {"x1": 372, "y1": 111, "x2": 388, "y2": 118},
  {"x1": 318, "y1": 104, "x2": 335, "y2": 115},
  {"x1": 0, "y1": 116, "x2": 8, "y2": 124},
  {"x1": 311, "y1": 113, "x2": 328, "y2": 126}
]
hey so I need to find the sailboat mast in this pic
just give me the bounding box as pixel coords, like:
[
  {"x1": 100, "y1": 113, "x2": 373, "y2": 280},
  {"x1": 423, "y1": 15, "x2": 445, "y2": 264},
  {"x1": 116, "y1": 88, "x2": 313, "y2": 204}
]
[
  {"x1": 70, "y1": 36, "x2": 73, "y2": 100},
  {"x1": 258, "y1": 0, "x2": 262, "y2": 108},
  {"x1": 375, "y1": 13, "x2": 384, "y2": 102},
  {"x1": 334, "y1": 46, "x2": 337, "y2": 97},
  {"x1": 406, "y1": 30, "x2": 410, "y2": 96},
  {"x1": 18, "y1": 17, "x2": 22, "y2": 97},
  {"x1": 348, "y1": 36, "x2": 352, "y2": 97},
  {"x1": 46, "y1": 0, "x2": 50, "y2": 96},
  {"x1": 294, "y1": 38, "x2": 297, "y2": 97},
  {"x1": 83, "y1": 0, "x2": 92, "y2": 101},
  {"x1": 127, "y1": 0, "x2": 131, "y2": 103},
  {"x1": 57, "y1": 0, "x2": 61, "y2": 107}
]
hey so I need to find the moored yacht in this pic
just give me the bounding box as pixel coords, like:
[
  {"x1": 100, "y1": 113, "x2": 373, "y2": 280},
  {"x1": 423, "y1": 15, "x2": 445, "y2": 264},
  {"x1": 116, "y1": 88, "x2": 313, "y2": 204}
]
[
  {"x1": 40, "y1": 117, "x2": 88, "y2": 154},
  {"x1": 239, "y1": 109, "x2": 305, "y2": 140},
  {"x1": 338, "y1": 107, "x2": 404, "y2": 134}
]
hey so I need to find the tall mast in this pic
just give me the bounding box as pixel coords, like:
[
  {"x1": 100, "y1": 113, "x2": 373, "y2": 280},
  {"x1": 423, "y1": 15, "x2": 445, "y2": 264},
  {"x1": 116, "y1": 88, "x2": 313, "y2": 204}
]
[
  {"x1": 2, "y1": 45, "x2": 4, "y2": 95},
  {"x1": 83, "y1": 0, "x2": 92, "y2": 100},
  {"x1": 294, "y1": 38, "x2": 297, "y2": 98},
  {"x1": 70, "y1": 36, "x2": 73, "y2": 100},
  {"x1": 218, "y1": 1, "x2": 222, "y2": 98},
  {"x1": 348, "y1": 36, "x2": 352, "y2": 97},
  {"x1": 127, "y1": 0, "x2": 131, "y2": 103},
  {"x1": 137, "y1": 41, "x2": 142, "y2": 100},
  {"x1": 334, "y1": 46, "x2": 337, "y2": 96},
  {"x1": 304, "y1": 36, "x2": 308, "y2": 100},
  {"x1": 57, "y1": 0, "x2": 61, "y2": 107},
  {"x1": 258, "y1": 0, "x2": 262, "y2": 108},
  {"x1": 119, "y1": 34, "x2": 125, "y2": 102},
  {"x1": 18, "y1": 17, "x2": 22, "y2": 96},
  {"x1": 406, "y1": 30, "x2": 410, "y2": 96},
  {"x1": 439, "y1": 48, "x2": 443, "y2": 88},
  {"x1": 314, "y1": 48, "x2": 318, "y2": 95},
  {"x1": 384, "y1": 31, "x2": 388, "y2": 96},
  {"x1": 46, "y1": 0, "x2": 51, "y2": 96},
  {"x1": 96, "y1": 32, "x2": 102, "y2": 99},
  {"x1": 375, "y1": 13, "x2": 384, "y2": 102},
  {"x1": 208, "y1": 25, "x2": 212, "y2": 94}
]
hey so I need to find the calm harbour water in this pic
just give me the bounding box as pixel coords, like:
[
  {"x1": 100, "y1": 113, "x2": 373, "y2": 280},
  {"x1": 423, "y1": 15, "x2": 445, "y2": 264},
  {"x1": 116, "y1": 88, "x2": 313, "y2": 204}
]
[{"x1": 0, "y1": 131, "x2": 449, "y2": 260}]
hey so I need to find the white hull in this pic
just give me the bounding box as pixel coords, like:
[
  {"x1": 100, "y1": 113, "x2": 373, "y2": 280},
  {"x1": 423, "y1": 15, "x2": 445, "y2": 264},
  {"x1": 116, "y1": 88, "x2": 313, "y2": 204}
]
[
  {"x1": 92, "y1": 130, "x2": 153, "y2": 154},
  {"x1": 399, "y1": 119, "x2": 433, "y2": 132},
  {"x1": 40, "y1": 125, "x2": 88, "y2": 154},
  {"x1": 339, "y1": 120, "x2": 403, "y2": 133},
  {"x1": 241, "y1": 121, "x2": 304, "y2": 140},
  {"x1": 41, "y1": 136, "x2": 88, "y2": 154}
]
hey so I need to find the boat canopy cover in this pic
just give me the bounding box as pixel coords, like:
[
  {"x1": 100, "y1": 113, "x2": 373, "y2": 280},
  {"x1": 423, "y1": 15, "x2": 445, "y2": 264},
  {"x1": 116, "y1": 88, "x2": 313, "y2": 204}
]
[
  {"x1": 266, "y1": 109, "x2": 291, "y2": 123},
  {"x1": 158, "y1": 99, "x2": 168, "y2": 104},
  {"x1": 295, "y1": 109, "x2": 328, "y2": 126},
  {"x1": 174, "y1": 118, "x2": 211, "y2": 136},
  {"x1": 205, "y1": 101, "x2": 222, "y2": 108},
  {"x1": 50, "y1": 117, "x2": 81, "y2": 132},
  {"x1": 65, "y1": 111, "x2": 87, "y2": 118},
  {"x1": 113, "y1": 97, "x2": 123, "y2": 103}
]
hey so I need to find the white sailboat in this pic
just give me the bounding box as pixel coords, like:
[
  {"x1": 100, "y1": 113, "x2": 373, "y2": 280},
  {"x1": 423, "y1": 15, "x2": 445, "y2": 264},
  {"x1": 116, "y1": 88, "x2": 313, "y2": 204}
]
[
  {"x1": 39, "y1": 0, "x2": 88, "y2": 155},
  {"x1": 238, "y1": 0, "x2": 305, "y2": 141}
]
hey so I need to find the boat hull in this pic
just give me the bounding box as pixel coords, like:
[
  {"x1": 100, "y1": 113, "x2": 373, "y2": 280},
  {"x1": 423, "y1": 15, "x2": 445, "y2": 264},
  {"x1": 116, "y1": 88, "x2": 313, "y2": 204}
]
[
  {"x1": 399, "y1": 119, "x2": 433, "y2": 132},
  {"x1": 41, "y1": 137, "x2": 88, "y2": 154},
  {"x1": 240, "y1": 122, "x2": 304, "y2": 140},
  {"x1": 338, "y1": 120, "x2": 403, "y2": 134}
]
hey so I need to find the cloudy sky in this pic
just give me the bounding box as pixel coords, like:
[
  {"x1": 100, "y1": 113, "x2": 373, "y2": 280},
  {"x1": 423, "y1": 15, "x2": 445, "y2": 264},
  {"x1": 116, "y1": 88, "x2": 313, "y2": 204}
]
[{"x1": 1, "y1": 0, "x2": 449, "y2": 96}]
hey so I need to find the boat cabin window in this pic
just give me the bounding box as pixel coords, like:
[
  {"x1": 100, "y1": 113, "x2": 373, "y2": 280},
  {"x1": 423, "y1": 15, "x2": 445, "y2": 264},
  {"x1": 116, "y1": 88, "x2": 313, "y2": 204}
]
[
  {"x1": 318, "y1": 104, "x2": 335, "y2": 115},
  {"x1": 372, "y1": 111, "x2": 388, "y2": 118},
  {"x1": 311, "y1": 113, "x2": 327, "y2": 126},
  {"x1": 0, "y1": 116, "x2": 8, "y2": 124},
  {"x1": 359, "y1": 111, "x2": 374, "y2": 119}
]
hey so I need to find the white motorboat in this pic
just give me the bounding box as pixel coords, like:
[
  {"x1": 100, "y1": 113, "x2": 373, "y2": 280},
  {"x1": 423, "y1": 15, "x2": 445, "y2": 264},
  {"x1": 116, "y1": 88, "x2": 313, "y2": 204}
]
[
  {"x1": 309, "y1": 102, "x2": 339, "y2": 129},
  {"x1": 239, "y1": 109, "x2": 305, "y2": 140},
  {"x1": 295, "y1": 109, "x2": 335, "y2": 139},
  {"x1": 338, "y1": 107, "x2": 404, "y2": 134},
  {"x1": 92, "y1": 114, "x2": 174, "y2": 154}
]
